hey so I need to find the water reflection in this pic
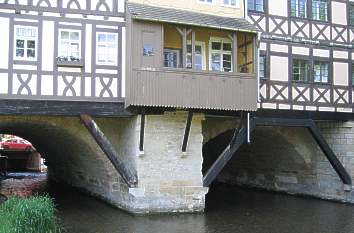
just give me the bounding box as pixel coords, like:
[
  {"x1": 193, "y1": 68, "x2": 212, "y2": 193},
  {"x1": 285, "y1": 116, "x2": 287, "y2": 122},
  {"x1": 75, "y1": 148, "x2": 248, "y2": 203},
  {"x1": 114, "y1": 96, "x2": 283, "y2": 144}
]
[{"x1": 1, "y1": 174, "x2": 354, "y2": 233}]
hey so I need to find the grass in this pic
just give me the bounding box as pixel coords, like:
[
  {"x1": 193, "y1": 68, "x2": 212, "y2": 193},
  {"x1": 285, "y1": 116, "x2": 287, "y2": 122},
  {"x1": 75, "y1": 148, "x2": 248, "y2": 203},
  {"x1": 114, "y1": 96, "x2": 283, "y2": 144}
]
[{"x1": 0, "y1": 196, "x2": 63, "y2": 233}]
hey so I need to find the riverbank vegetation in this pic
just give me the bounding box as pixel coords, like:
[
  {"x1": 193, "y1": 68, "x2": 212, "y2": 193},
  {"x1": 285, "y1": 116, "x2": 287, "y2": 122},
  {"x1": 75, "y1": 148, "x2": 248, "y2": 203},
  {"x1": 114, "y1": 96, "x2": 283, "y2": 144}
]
[{"x1": 0, "y1": 196, "x2": 62, "y2": 233}]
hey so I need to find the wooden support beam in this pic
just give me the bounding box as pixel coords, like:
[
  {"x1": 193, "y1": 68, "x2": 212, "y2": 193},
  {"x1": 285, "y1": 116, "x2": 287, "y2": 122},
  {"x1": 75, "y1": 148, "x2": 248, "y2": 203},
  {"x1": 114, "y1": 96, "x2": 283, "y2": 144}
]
[
  {"x1": 253, "y1": 36, "x2": 258, "y2": 74},
  {"x1": 191, "y1": 31, "x2": 196, "y2": 70},
  {"x1": 307, "y1": 121, "x2": 352, "y2": 185},
  {"x1": 182, "y1": 28, "x2": 187, "y2": 68},
  {"x1": 232, "y1": 32, "x2": 238, "y2": 73},
  {"x1": 139, "y1": 113, "x2": 145, "y2": 152},
  {"x1": 203, "y1": 115, "x2": 256, "y2": 187},
  {"x1": 80, "y1": 114, "x2": 138, "y2": 188},
  {"x1": 182, "y1": 111, "x2": 193, "y2": 152}
]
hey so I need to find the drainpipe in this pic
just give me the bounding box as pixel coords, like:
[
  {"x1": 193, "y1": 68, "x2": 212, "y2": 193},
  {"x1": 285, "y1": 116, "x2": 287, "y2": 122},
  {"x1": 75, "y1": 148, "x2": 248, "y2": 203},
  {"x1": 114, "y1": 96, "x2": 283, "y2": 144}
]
[{"x1": 257, "y1": 31, "x2": 261, "y2": 103}]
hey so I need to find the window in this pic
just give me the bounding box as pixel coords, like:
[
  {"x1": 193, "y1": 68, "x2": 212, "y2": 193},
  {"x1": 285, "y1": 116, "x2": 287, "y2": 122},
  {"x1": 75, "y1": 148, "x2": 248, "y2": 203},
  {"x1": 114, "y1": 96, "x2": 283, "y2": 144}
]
[
  {"x1": 293, "y1": 59, "x2": 309, "y2": 82},
  {"x1": 187, "y1": 42, "x2": 205, "y2": 70},
  {"x1": 291, "y1": 0, "x2": 307, "y2": 18},
  {"x1": 14, "y1": 26, "x2": 37, "y2": 60},
  {"x1": 313, "y1": 61, "x2": 329, "y2": 83},
  {"x1": 96, "y1": 32, "x2": 118, "y2": 65},
  {"x1": 58, "y1": 29, "x2": 80, "y2": 61},
  {"x1": 210, "y1": 39, "x2": 232, "y2": 72},
  {"x1": 222, "y1": 0, "x2": 239, "y2": 8},
  {"x1": 312, "y1": 0, "x2": 327, "y2": 21},
  {"x1": 350, "y1": 4, "x2": 354, "y2": 25},
  {"x1": 198, "y1": 0, "x2": 213, "y2": 4},
  {"x1": 248, "y1": 0, "x2": 264, "y2": 12},
  {"x1": 259, "y1": 54, "x2": 266, "y2": 79},
  {"x1": 164, "y1": 49, "x2": 180, "y2": 68}
]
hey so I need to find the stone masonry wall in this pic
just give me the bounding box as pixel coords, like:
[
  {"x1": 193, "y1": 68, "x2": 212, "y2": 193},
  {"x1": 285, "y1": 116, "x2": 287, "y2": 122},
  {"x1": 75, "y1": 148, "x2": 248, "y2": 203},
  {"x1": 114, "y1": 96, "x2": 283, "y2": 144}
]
[
  {"x1": 204, "y1": 119, "x2": 354, "y2": 203},
  {"x1": 129, "y1": 111, "x2": 208, "y2": 214}
]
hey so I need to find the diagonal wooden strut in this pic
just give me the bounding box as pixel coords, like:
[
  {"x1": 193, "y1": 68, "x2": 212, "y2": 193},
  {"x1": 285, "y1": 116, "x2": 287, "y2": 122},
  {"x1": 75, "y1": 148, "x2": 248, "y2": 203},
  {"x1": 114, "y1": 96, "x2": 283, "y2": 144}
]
[
  {"x1": 80, "y1": 114, "x2": 138, "y2": 188},
  {"x1": 203, "y1": 115, "x2": 256, "y2": 187},
  {"x1": 307, "y1": 120, "x2": 352, "y2": 186}
]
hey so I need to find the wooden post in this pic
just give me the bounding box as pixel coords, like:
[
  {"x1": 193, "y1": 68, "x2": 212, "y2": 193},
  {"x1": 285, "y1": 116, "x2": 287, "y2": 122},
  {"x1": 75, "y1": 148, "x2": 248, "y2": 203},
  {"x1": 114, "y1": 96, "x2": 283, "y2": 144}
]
[
  {"x1": 182, "y1": 111, "x2": 193, "y2": 152},
  {"x1": 182, "y1": 28, "x2": 187, "y2": 68},
  {"x1": 191, "y1": 31, "x2": 196, "y2": 70},
  {"x1": 80, "y1": 114, "x2": 138, "y2": 187},
  {"x1": 253, "y1": 35, "x2": 258, "y2": 74},
  {"x1": 232, "y1": 32, "x2": 238, "y2": 73}
]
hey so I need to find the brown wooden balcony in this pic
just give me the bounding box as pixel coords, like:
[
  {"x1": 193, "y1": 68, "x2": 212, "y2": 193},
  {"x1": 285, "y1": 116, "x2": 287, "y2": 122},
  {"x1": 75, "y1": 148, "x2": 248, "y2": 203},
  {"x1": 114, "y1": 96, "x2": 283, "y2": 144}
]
[
  {"x1": 126, "y1": 3, "x2": 260, "y2": 111},
  {"x1": 127, "y1": 68, "x2": 258, "y2": 111}
]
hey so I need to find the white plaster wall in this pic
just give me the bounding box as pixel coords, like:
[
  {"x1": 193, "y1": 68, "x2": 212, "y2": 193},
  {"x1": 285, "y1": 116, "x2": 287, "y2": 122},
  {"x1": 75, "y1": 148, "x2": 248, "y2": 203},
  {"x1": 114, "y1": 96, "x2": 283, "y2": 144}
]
[
  {"x1": 85, "y1": 24, "x2": 92, "y2": 73},
  {"x1": 333, "y1": 51, "x2": 348, "y2": 59},
  {"x1": 270, "y1": 56, "x2": 288, "y2": 81},
  {"x1": 0, "y1": 17, "x2": 9, "y2": 69},
  {"x1": 333, "y1": 62, "x2": 348, "y2": 86},
  {"x1": 292, "y1": 46, "x2": 309, "y2": 56},
  {"x1": 331, "y1": 1, "x2": 347, "y2": 25},
  {"x1": 42, "y1": 20, "x2": 54, "y2": 71},
  {"x1": 313, "y1": 49, "x2": 330, "y2": 58},
  {"x1": 268, "y1": 0, "x2": 287, "y2": 17},
  {"x1": 270, "y1": 44, "x2": 288, "y2": 53}
]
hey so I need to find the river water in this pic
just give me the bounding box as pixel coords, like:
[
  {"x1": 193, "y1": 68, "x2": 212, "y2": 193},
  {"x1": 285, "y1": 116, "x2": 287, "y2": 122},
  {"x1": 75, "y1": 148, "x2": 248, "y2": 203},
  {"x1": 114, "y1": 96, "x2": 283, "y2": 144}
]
[{"x1": 2, "y1": 174, "x2": 354, "y2": 233}]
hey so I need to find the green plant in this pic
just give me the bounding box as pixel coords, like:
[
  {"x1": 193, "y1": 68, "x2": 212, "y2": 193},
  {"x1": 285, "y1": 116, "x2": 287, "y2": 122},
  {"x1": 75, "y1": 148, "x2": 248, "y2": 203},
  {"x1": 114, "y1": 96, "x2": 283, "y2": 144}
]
[{"x1": 0, "y1": 196, "x2": 63, "y2": 233}]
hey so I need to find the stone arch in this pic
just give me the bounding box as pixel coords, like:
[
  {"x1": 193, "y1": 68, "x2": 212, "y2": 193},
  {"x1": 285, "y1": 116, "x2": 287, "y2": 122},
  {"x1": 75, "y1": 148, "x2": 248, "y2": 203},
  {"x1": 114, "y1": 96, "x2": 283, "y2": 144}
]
[
  {"x1": 202, "y1": 123, "x2": 317, "y2": 191},
  {"x1": 0, "y1": 115, "x2": 133, "y2": 207}
]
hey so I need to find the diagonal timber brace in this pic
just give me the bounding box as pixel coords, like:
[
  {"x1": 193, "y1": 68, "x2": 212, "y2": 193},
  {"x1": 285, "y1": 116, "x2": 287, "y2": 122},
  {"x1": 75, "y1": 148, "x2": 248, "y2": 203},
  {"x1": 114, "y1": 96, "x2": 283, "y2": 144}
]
[
  {"x1": 203, "y1": 114, "x2": 256, "y2": 187},
  {"x1": 80, "y1": 114, "x2": 138, "y2": 188}
]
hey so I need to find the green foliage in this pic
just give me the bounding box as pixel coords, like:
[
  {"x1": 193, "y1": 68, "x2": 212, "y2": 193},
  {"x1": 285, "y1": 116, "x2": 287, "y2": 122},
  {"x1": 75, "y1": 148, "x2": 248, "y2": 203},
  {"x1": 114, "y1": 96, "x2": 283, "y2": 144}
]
[{"x1": 0, "y1": 196, "x2": 62, "y2": 233}]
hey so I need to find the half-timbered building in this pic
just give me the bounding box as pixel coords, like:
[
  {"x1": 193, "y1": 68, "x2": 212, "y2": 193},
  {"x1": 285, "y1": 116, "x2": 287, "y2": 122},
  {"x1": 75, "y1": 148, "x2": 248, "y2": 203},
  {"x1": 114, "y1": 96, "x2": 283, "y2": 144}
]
[{"x1": 248, "y1": 0, "x2": 354, "y2": 112}]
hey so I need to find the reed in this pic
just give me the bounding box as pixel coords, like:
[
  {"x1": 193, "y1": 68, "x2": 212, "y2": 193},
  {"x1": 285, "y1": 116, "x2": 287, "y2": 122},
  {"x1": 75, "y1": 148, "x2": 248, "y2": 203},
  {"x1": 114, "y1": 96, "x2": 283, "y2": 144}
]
[{"x1": 0, "y1": 196, "x2": 63, "y2": 233}]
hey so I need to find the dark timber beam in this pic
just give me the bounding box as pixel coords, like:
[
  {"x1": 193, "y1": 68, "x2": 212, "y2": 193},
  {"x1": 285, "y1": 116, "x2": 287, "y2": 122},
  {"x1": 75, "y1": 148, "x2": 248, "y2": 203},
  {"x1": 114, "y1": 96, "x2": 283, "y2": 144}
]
[
  {"x1": 182, "y1": 111, "x2": 193, "y2": 152},
  {"x1": 254, "y1": 117, "x2": 352, "y2": 186},
  {"x1": 139, "y1": 113, "x2": 145, "y2": 152},
  {"x1": 203, "y1": 115, "x2": 256, "y2": 187},
  {"x1": 307, "y1": 121, "x2": 352, "y2": 186},
  {"x1": 80, "y1": 114, "x2": 138, "y2": 188}
]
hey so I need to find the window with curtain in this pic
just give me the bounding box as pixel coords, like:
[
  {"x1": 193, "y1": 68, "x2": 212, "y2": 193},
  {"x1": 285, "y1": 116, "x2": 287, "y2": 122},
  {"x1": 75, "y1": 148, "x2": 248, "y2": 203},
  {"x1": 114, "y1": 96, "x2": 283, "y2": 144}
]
[
  {"x1": 291, "y1": 0, "x2": 307, "y2": 18},
  {"x1": 313, "y1": 61, "x2": 329, "y2": 83},
  {"x1": 293, "y1": 59, "x2": 309, "y2": 82},
  {"x1": 247, "y1": 0, "x2": 264, "y2": 12},
  {"x1": 312, "y1": 0, "x2": 328, "y2": 21},
  {"x1": 14, "y1": 26, "x2": 37, "y2": 60},
  {"x1": 210, "y1": 39, "x2": 232, "y2": 72}
]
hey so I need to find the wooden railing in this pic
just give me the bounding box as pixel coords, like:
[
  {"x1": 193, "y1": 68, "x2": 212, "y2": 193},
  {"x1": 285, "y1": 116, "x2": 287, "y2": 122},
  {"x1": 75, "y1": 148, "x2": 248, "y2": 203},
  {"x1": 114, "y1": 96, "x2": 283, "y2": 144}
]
[{"x1": 127, "y1": 68, "x2": 258, "y2": 111}]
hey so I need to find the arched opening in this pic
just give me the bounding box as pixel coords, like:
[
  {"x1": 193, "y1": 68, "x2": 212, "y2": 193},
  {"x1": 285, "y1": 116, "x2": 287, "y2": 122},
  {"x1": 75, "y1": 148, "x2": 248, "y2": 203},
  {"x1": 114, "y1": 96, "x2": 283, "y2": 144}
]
[
  {"x1": 203, "y1": 125, "x2": 324, "y2": 205},
  {"x1": 0, "y1": 116, "x2": 117, "y2": 203}
]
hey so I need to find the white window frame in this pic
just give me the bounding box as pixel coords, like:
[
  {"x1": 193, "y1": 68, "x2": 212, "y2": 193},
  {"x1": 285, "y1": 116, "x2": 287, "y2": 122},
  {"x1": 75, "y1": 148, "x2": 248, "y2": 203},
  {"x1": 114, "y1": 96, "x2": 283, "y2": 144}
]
[
  {"x1": 187, "y1": 41, "x2": 206, "y2": 70},
  {"x1": 58, "y1": 29, "x2": 81, "y2": 60},
  {"x1": 14, "y1": 25, "x2": 38, "y2": 61},
  {"x1": 96, "y1": 32, "x2": 118, "y2": 66},
  {"x1": 198, "y1": 0, "x2": 215, "y2": 5},
  {"x1": 209, "y1": 37, "x2": 233, "y2": 72},
  {"x1": 164, "y1": 48, "x2": 181, "y2": 68},
  {"x1": 221, "y1": 0, "x2": 240, "y2": 8}
]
